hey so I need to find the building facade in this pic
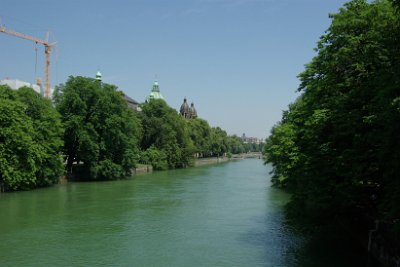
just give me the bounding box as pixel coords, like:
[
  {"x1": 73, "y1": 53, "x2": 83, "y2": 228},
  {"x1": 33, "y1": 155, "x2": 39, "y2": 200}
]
[{"x1": 0, "y1": 78, "x2": 41, "y2": 95}]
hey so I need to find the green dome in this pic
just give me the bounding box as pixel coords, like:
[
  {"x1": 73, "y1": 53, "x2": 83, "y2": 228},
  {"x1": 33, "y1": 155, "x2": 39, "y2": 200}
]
[{"x1": 146, "y1": 80, "x2": 164, "y2": 101}]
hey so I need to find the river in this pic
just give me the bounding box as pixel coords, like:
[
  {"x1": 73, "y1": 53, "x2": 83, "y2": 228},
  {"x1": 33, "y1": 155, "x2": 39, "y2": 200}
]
[{"x1": 0, "y1": 159, "x2": 379, "y2": 266}]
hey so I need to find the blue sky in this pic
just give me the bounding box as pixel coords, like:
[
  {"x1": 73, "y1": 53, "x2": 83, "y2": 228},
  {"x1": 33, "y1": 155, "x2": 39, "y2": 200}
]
[{"x1": 1, "y1": 0, "x2": 348, "y2": 138}]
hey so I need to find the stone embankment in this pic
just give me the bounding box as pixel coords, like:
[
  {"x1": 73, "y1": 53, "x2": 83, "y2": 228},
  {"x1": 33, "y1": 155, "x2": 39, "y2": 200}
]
[
  {"x1": 194, "y1": 157, "x2": 229, "y2": 167},
  {"x1": 134, "y1": 164, "x2": 153, "y2": 174},
  {"x1": 231, "y1": 152, "x2": 263, "y2": 159}
]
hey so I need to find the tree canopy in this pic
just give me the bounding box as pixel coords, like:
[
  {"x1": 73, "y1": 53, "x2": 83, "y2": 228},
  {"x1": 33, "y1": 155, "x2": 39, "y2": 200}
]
[
  {"x1": 0, "y1": 85, "x2": 64, "y2": 190},
  {"x1": 264, "y1": 0, "x2": 400, "y2": 237},
  {"x1": 55, "y1": 76, "x2": 142, "y2": 180},
  {"x1": 187, "y1": 118, "x2": 213, "y2": 157},
  {"x1": 139, "y1": 99, "x2": 194, "y2": 170}
]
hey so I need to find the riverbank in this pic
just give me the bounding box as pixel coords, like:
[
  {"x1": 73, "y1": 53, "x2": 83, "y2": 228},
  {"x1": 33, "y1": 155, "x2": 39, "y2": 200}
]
[
  {"x1": 134, "y1": 164, "x2": 154, "y2": 174},
  {"x1": 132, "y1": 156, "x2": 232, "y2": 175},
  {"x1": 193, "y1": 152, "x2": 262, "y2": 167},
  {"x1": 194, "y1": 156, "x2": 230, "y2": 167}
]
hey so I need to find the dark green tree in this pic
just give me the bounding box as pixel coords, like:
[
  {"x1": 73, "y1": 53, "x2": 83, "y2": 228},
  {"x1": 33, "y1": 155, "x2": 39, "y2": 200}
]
[
  {"x1": 391, "y1": 0, "x2": 400, "y2": 9},
  {"x1": 264, "y1": 0, "x2": 400, "y2": 236},
  {"x1": 55, "y1": 76, "x2": 141, "y2": 180}
]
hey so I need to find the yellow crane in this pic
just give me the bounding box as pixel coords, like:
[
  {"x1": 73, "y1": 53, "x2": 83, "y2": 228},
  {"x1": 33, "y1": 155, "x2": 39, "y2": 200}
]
[{"x1": 0, "y1": 24, "x2": 56, "y2": 98}]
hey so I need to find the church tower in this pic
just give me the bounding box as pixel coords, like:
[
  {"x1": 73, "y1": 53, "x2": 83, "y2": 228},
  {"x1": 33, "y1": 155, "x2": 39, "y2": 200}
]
[
  {"x1": 146, "y1": 80, "x2": 165, "y2": 102},
  {"x1": 180, "y1": 98, "x2": 190, "y2": 118},
  {"x1": 190, "y1": 102, "x2": 197, "y2": 119}
]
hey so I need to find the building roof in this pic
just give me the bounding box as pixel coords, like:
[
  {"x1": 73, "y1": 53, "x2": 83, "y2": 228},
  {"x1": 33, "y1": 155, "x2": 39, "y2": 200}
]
[
  {"x1": 123, "y1": 94, "x2": 139, "y2": 105},
  {"x1": 180, "y1": 98, "x2": 190, "y2": 115},
  {"x1": 190, "y1": 102, "x2": 197, "y2": 118}
]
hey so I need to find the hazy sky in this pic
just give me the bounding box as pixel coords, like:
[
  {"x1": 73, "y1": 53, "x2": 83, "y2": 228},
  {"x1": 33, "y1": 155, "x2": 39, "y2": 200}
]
[{"x1": 1, "y1": 0, "x2": 348, "y2": 138}]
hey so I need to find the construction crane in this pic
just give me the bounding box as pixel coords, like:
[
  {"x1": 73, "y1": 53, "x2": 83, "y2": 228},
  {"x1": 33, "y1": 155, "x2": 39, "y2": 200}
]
[{"x1": 0, "y1": 24, "x2": 56, "y2": 98}]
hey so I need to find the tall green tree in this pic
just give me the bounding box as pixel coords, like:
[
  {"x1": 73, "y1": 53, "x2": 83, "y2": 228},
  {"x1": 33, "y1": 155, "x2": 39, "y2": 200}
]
[
  {"x1": 264, "y1": 0, "x2": 400, "y2": 234},
  {"x1": 16, "y1": 87, "x2": 64, "y2": 186},
  {"x1": 0, "y1": 85, "x2": 64, "y2": 191},
  {"x1": 55, "y1": 76, "x2": 141, "y2": 180}
]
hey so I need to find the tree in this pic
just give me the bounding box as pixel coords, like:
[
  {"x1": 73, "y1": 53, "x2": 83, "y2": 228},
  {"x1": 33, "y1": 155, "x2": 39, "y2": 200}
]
[
  {"x1": 264, "y1": 0, "x2": 400, "y2": 234},
  {"x1": 55, "y1": 76, "x2": 141, "y2": 180},
  {"x1": 264, "y1": 121, "x2": 300, "y2": 187},
  {"x1": 139, "y1": 99, "x2": 194, "y2": 169},
  {"x1": 187, "y1": 118, "x2": 212, "y2": 157},
  {"x1": 16, "y1": 87, "x2": 64, "y2": 186},
  {"x1": 0, "y1": 85, "x2": 64, "y2": 191},
  {"x1": 227, "y1": 135, "x2": 246, "y2": 154},
  {"x1": 210, "y1": 127, "x2": 229, "y2": 157},
  {"x1": 141, "y1": 145, "x2": 168, "y2": 171},
  {"x1": 391, "y1": 0, "x2": 400, "y2": 9}
]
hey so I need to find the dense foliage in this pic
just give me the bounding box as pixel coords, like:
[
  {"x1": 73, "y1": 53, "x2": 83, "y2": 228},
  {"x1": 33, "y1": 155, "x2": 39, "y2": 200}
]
[
  {"x1": 0, "y1": 85, "x2": 64, "y2": 190},
  {"x1": 139, "y1": 99, "x2": 194, "y2": 170},
  {"x1": 187, "y1": 118, "x2": 213, "y2": 157},
  {"x1": 264, "y1": 0, "x2": 400, "y2": 238},
  {"x1": 55, "y1": 76, "x2": 142, "y2": 180},
  {"x1": 1, "y1": 77, "x2": 262, "y2": 189}
]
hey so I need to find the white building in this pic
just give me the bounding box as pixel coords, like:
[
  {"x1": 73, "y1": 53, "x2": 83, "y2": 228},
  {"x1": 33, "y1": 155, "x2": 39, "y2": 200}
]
[{"x1": 0, "y1": 79, "x2": 42, "y2": 95}]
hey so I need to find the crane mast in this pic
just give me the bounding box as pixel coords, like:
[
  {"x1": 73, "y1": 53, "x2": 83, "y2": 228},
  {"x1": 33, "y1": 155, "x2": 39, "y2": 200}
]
[{"x1": 0, "y1": 25, "x2": 55, "y2": 98}]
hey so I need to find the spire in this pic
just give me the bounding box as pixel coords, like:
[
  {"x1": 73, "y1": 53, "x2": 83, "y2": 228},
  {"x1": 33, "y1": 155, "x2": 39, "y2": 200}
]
[{"x1": 96, "y1": 70, "x2": 102, "y2": 82}]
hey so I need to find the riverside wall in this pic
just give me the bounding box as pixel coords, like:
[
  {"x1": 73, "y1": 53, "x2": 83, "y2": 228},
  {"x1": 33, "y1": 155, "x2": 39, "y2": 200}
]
[{"x1": 194, "y1": 156, "x2": 230, "y2": 167}]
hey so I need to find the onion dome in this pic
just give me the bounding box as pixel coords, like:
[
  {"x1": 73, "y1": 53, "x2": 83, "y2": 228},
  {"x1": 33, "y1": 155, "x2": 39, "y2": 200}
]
[
  {"x1": 190, "y1": 102, "x2": 197, "y2": 119},
  {"x1": 180, "y1": 98, "x2": 190, "y2": 118}
]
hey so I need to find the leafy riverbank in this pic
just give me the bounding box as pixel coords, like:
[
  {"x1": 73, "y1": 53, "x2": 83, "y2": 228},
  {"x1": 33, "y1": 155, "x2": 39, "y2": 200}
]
[
  {"x1": 0, "y1": 77, "x2": 263, "y2": 192},
  {"x1": 263, "y1": 0, "x2": 400, "y2": 265}
]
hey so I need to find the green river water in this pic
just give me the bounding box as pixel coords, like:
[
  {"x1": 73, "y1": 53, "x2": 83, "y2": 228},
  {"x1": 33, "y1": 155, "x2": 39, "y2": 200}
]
[{"x1": 0, "y1": 159, "x2": 379, "y2": 267}]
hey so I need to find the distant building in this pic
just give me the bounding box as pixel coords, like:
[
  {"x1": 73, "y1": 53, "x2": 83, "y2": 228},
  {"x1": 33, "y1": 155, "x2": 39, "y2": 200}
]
[
  {"x1": 180, "y1": 98, "x2": 198, "y2": 119},
  {"x1": 146, "y1": 80, "x2": 165, "y2": 102},
  {"x1": 242, "y1": 133, "x2": 263, "y2": 144},
  {"x1": 180, "y1": 98, "x2": 190, "y2": 118},
  {"x1": 93, "y1": 71, "x2": 140, "y2": 111},
  {"x1": 123, "y1": 93, "x2": 141, "y2": 112},
  {"x1": 0, "y1": 78, "x2": 41, "y2": 95},
  {"x1": 190, "y1": 102, "x2": 197, "y2": 119}
]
